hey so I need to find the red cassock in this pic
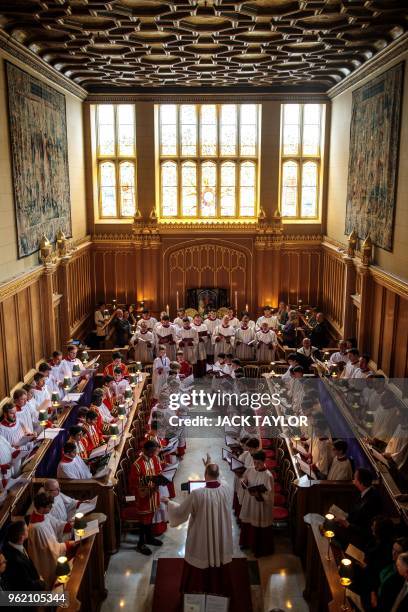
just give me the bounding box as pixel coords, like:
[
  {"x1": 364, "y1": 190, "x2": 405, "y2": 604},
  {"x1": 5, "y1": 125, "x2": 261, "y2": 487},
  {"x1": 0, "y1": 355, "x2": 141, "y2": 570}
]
[
  {"x1": 103, "y1": 362, "x2": 129, "y2": 378},
  {"x1": 82, "y1": 423, "x2": 102, "y2": 454},
  {"x1": 128, "y1": 454, "x2": 162, "y2": 524},
  {"x1": 179, "y1": 361, "x2": 192, "y2": 379}
]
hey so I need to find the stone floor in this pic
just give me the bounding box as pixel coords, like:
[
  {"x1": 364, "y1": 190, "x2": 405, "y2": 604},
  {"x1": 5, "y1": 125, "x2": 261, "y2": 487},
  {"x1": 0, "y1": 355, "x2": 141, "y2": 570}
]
[{"x1": 101, "y1": 436, "x2": 309, "y2": 612}]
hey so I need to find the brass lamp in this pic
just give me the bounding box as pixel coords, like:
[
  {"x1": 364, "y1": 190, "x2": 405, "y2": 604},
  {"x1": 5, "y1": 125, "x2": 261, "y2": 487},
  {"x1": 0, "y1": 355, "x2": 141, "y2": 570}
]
[
  {"x1": 323, "y1": 513, "x2": 335, "y2": 560},
  {"x1": 72, "y1": 364, "x2": 81, "y2": 377},
  {"x1": 81, "y1": 351, "x2": 89, "y2": 364},
  {"x1": 51, "y1": 392, "x2": 60, "y2": 408},
  {"x1": 56, "y1": 555, "x2": 71, "y2": 607},
  {"x1": 130, "y1": 374, "x2": 137, "y2": 388},
  {"x1": 38, "y1": 409, "x2": 47, "y2": 438},
  {"x1": 117, "y1": 404, "x2": 126, "y2": 420},
  {"x1": 110, "y1": 423, "x2": 119, "y2": 440},
  {"x1": 63, "y1": 377, "x2": 71, "y2": 391},
  {"x1": 339, "y1": 558, "x2": 353, "y2": 610},
  {"x1": 124, "y1": 388, "x2": 133, "y2": 400},
  {"x1": 74, "y1": 512, "x2": 86, "y2": 541}
]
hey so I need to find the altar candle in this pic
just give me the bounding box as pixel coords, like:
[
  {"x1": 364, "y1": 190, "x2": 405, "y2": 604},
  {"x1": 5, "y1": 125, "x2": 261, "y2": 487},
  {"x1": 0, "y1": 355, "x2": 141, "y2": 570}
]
[
  {"x1": 176, "y1": 291, "x2": 179, "y2": 310},
  {"x1": 234, "y1": 291, "x2": 238, "y2": 312},
  {"x1": 245, "y1": 303, "x2": 249, "y2": 312},
  {"x1": 166, "y1": 304, "x2": 170, "y2": 315}
]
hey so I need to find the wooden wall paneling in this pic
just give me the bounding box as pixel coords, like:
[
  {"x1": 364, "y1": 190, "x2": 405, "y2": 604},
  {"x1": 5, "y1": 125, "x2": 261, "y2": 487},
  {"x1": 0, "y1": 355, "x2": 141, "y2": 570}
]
[
  {"x1": 0, "y1": 306, "x2": 6, "y2": 398},
  {"x1": 393, "y1": 295, "x2": 408, "y2": 378},
  {"x1": 17, "y1": 288, "x2": 33, "y2": 376},
  {"x1": 369, "y1": 283, "x2": 385, "y2": 368},
  {"x1": 381, "y1": 289, "x2": 397, "y2": 376},
  {"x1": 2, "y1": 297, "x2": 20, "y2": 392}
]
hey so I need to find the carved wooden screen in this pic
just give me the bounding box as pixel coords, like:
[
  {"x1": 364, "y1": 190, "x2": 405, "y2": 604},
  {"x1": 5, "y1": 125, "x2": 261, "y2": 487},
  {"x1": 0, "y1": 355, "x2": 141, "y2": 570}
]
[{"x1": 165, "y1": 242, "x2": 250, "y2": 313}]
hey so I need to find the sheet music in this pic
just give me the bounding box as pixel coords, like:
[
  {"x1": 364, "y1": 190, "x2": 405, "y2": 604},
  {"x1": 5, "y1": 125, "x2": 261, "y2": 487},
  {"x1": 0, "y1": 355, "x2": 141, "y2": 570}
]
[
  {"x1": 77, "y1": 496, "x2": 97, "y2": 515},
  {"x1": 183, "y1": 593, "x2": 206, "y2": 612},
  {"x1": 89, "y1": 444, "x2": 108, "y2": 459},
  {"x1": 329, "y1": 504, "x2": 348, "y2": 521},
  {"x1": 292, "y1": 440, "x2": 309, "y2": 456},
  {"x1": 205, "y1": 595, "x2": 229, "y2": 612},
  {"x1": 296, "y1": 455, "x2": 317, "y2": 480},
  {"x1": 63, "y1": 393, "x2": 82, "y2": 402},
  {"x1": 43, "y1": 428, "x2": 64, "y2": 440},
  {"x1": 345, "y1": 543, "x2": 366, "y2": 566},
  {"x1": 74, "y1": 518, "x2": 99, "y2": 541}
]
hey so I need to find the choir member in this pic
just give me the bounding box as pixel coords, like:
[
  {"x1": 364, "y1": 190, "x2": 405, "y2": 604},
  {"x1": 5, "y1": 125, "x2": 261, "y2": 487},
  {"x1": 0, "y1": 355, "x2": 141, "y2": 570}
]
[
  {"x1": 155, "y1": 315, "x2": 178, "y2": 361},
  {"x1": 282, "y1": 310, "x2": 299, "y2": 346},
  {"x1": 391, "y1": 553, "x2": 408, "y2": 611},
  {"x1": 40, "y1": 479, "x2": 80, "y2": 522},
  {"x1": 296, "y1": 337, "x2": 319, "y2": 371},
  {"x1": 66, "y1": 426, "x2": 88, "y2": 459},
  {"x1": 354, "y1": 353, "x2": 373, "y2": 378},
  {"x1": 371, "y1": 391, "x2": 400, "y2": 445},
  {"x1": 57, "y1": 442, "x2": 93, "y2": 479},
  {"x1": 111, "y1": 309, "x2": 132, "y2": 347},
  {"x1": 281, "y1": 353, "x2": 302, "y2": 387},
  {"x1": 94, "y1": 302, "x2": 108, "y2": 347},
  {"x1": 60, "y1": 345, "x2": 85, "y2": 378},
  {"x1": 176, "y1": 351, "x2": 193, "y2": 380},
  {"x1": 327, "y1": 440, "x2": 353, "y2": 480},
  {"x1": 255, "y1": 322, "x2": 277, "y2": 362},
  {"x1": 256, "y1": 305, "x2": 279, "y2": 330},
  {"x1": 48, "y1": 351, "x2": 65, "y2": 397},
  {"x1": 239, "y1": 450, "x2": 275, "y2": 557},
  {"x1": 0, "y1": 435, "x2": 17, "y2": 489},
  {"x1": 308, "y1": 417, "x2": 332, "y2": 479},
  {"x1": 167, "y1": 461, "x2": 233, "y2": 597},
  {"x1": 375, "y1": 539, "x2": 408, "y2": 612},
  {"x1": 12, "y1": 389, "x2": 38, "y2": 432},
  {"x1": 28, "y1": 492, "x2": 77, "y2": 588},
  {"x1": 203, "y1": 308, "x2": 219, "y2": 363},
  {"x1": 288, "y1": 366, "x2": 305, "y2": 414},
  {"x1": 110, "y1": 367, "x2": 129, "y2": 402},
  {"x1": 82, "y1": 410, "x2": 104, "y2": 453},
  {"x1": 38, "y1": 362, "x2": 59, "y2": 397},
  {"x1": 234, "y1": 437, "x2": 259, "y2": 515},
  {"x1": 212, "y1": 352, "x2": 227, "y2": 376},
  {"x1": 136, "y1": 308, "x2": 157, "y2": 332},
  {"x1": 335, "y1": 468, "x2": 382, "y2": 549},
  {"x1": 152, "y1": 346, "x2": 171, "y2": 399},
  {"x1": 177, "y1": 318, "x2": 199, "y2": 365},
  {"x1": 342, "y1": 348, "x2": 360, "y2": 378},
  {"x1": 130, "y1": 320, "x2": 154, "y2": 363},
  {"x1": 91, "y1": 390, "x2": 115, "y2": 430},
  {"x1": 191, "y1": 314, "x2": 208, "y2": 377},
  {"x1": 235, "y1": 314, "x2": 256, "y2": 361},
  {"x1": 0, "y1": 404, "x2": 36, "y2": 452},
  {"x1": 103, "y1": 351, "x2": 129, "y2": 378},
  {"x1": 2, "y1": 520, "x2": 46, "y2": 592},
  {"x1": 227, "y1": 307, "x2": 240, "y2": 329},
  {"x1": 32, "y1": 372, "x2": 51, "y2": 405},
  {"x1": 309, "y1": 312, "x2": 329, "y2": 349},
  {"x1": 173, "y1": 308, "x2": 192, "y2": 329},
  {"x1": 213, "y1": 315, "x2": 235, "y2": 361},
  {"x1": 329, "y1": 339, "x2": 349, "y2": 366},
  {"x1": 384, "y1": 406, "x2": 408, "y2": 469},
  {"x1": 128, "y1": 440, "x2": 164, "y2": 555}
]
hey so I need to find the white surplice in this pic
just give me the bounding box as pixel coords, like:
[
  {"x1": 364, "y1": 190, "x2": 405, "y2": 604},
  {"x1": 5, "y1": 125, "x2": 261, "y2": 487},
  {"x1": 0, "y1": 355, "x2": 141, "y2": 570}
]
[
  {"x1": 239, "y1": 467, "x2": 274, "y2": 528},
  {"x1": 136, "y1": 316, "x2": 157, "y2": 332},
  {"x1": 327, "y1": 456, "x2": 353, "y2": 480},
  {"x1": 255, "y1": 329, "x2": 277, "y2": 362},
  {"x1": 130, "y1": 329, "x2": 154, "y2": 363},
  {"x1": 177, "y1": 327, "x2": 199, "y2": 364},
  {"x1": 212, "y1": 325, "x2": 235, "y2": 360},
  {"x1": 154, "y1": 324, "x2": 178, "y2": 361},
  {"x1": 28, "y1": 513, "x2": 68, "y2": 588},
  {"x1": 203, "y1": 317, "x2": 220, "y2": 357},
  {"x1": 168, "y1": 483, "x2": 233, "y2": 569},
  {"x1": 235, "y1": 326, "x2": 256, "y2": 361},
  {"x1": 152, "y1": 356, "x2": 171, "y2": 399},
  {"x1": 256, "y1": 315, "x2": 279, "y2": 331},
  {"x1": 38, "y1": 488, "x2": 79, "y2": 522},
  {"x1": 57, "y1": 455, "x2": 92, "y2": 479}
]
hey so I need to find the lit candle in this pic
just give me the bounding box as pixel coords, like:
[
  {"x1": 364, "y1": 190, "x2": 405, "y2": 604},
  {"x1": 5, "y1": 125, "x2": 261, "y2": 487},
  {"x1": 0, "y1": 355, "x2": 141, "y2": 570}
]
[
  {"x1": 245, "y1": 303, "x2": 249, "y2": 312},
  {"x1": 125, "y1": 388, "x2": 133, "y2": 400},
  {"x1": 118, "y1": 404, "x2": 126, "y2": 420},
  {"x1": 234, "y1": 291, "x2": 238, "y2": 312},
  {"x1": 176, "y1": 291, "x2": 179, "y2": 310},
  {"x1": 166, "y1": 304, "x2": 170, "y2": 315}
]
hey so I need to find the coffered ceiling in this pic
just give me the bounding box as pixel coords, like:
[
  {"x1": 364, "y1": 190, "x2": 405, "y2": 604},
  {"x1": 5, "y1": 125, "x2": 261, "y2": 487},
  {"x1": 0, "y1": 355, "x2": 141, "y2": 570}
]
[{"x1": 0, "y1": 0, "x2": 407, "y2": 92}]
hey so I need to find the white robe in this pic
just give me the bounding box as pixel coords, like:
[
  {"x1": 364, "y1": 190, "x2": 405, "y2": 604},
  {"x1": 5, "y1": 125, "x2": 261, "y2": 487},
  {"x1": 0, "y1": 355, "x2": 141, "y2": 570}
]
[
  {"x1": 235, "y1": 450, "x2": 254, "y2": 504},
  {"x1": 192, "y1": 323, "x2": 208, "y2": 361},
  {"x1": 60, "y1": 358, "x2": 85, "y2": 378},
  {"x1": 32, "y1": 387, "x2": 51, "y2": 406},
  {"x1": 203, "y1": 318, "x2": 220, "y2": 356},
  {"x1": 154, "y1": 324, "x2": 178, "y2": 361},
  {"x1": 168, "y1": 483, "x2": 233, "y2": 569},
  {"x1": 239, "y1": 468, "x2": 274, "y2": 528},
  {"x1": 372, "y1": 407, "x2": 399, "y2": 443},
  {"x1": 256, "y1": 329, "x2": 277, "y2": 362},
  {"x1": 227, "y1": 317, "x2": 240, "y2": 330},
  {"x1": 385, "y1": 425, "x2": 408, "y2": 468},
  {"x1": 329, "y1": 351, "x2": 349, "y2": 365},
  {"x1": 15, "y1": 405, "x2": 36, "y2": 433},
  {"x1": 0, "y1": 420, "x2": 34, "y2": 452},
  {"x1": 38, "y1": 488, "x2": 79, "y2": 522},
  {"x1": 130, "y1": 329, "x2": 154, "y2": 363},
  {"x1": 28, "y1": 514, "x2": 67, "y2": 588},
  {"x1": 57, "y1": 456, "x2": 92, "y2": 479},
  {"x1": 136, "y1": 316, "x2": 157, "y2": 332},
  {"x1": 311, "y1": 438, "x2": 332, "y2": 477},
  {"x1": 235, "y1": 326, "x2": 256, "y2": 361},
  {"x1": 212, "y1": 325, "x2": 235, "y2": 360},
  {"x1": 0, "y1": 436, "x2": 14, "y2": 485},
  {"x1": 173, "y1": 316, "x2": 192, "y2": 331},
  {"x1": 152, "y1": 356, "x2": 171, "y2": 399},
  {"x1": 177, "y1": 327, "x2": 199, "y2": 365},
  {"x1": 327, "y1": 457, "x2": 353, "y2": 480},
  {"x1": 256, "y1": 315, "x2": 279, "y2": 331},
  {"x1": 342, "y1": 361, "x2": 359, "y2": 379}
]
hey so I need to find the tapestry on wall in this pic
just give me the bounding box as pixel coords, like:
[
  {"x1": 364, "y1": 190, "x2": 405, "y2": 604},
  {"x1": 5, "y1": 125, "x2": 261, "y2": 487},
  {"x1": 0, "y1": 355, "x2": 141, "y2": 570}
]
[
  {"x1": 6, "y1": 62, "x2": 72, "y2": 258},
  {"x1": 345, "y1": 62, "x2": 403, "y2": 252}
]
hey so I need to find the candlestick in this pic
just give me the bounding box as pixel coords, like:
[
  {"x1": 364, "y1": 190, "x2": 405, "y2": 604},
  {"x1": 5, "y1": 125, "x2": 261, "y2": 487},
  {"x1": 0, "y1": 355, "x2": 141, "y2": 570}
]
[
  {"x1": 176, "y1": 291, "x2": 179, "y2": 310},
  {"x1": 245, "y1": 303, "x2": 249, "y2": 312},
  {"x1": 166, "y1": 304, "x2": 170, "y2": 315},
  {"x1": 234, "y1": 291, "x2": 238, "y2": 312}
]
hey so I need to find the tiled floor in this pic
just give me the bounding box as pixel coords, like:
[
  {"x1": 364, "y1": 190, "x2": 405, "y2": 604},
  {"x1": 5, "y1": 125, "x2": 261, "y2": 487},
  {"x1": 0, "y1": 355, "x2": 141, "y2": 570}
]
[{"x1": 101, "y1": 436, "x2": 308, "y2": 612}]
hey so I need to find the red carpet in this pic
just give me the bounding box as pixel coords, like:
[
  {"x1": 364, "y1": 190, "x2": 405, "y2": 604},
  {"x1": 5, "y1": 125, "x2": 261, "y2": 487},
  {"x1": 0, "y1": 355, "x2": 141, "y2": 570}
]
[{"x1": 152, "y1": 558, "x2": 253, "y2": 612}]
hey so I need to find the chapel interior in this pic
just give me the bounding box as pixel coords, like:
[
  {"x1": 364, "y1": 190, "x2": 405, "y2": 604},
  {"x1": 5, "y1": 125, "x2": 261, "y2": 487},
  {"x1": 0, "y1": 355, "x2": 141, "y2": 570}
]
[{"x1": 0, "y1": 1, "x2": 408, "y2": 611}]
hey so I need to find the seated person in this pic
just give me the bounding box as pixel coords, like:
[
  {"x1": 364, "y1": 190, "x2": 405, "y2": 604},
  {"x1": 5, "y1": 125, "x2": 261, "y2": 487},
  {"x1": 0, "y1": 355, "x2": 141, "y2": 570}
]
[
  {"x1": 335, "y1": 468, "x2": 382, "y2": 549},
  {"x1": 176, "y1": 350, "x2": 193, "y2": 380},
  {"x1": 32, "y1": 372, "x2": 51, "y2": 406},
  {"x1": 2, "y1": 520, "x2": 46, "y2": 592},
  {"x1": 60, "y1": 344, "x2": 86, "y2": 378},
  {"x1": 0, "y1": 403, "x2": 36, "y2": 452},
  {"x1": 391, "y1": 552, "x2": 408, "y2": 611},
  {"x1": 28, "y1": 492, "x2": 77, "y2": 588},
  {"x1": 57, "y1": 442, "x2": 93, "y2": 479},
  {"x1": 327, "y1": 440, "x2": 353, "y2": 480},
  {"x1": 103, "y1": 351, "x2": 129, "y2": 378},
  {"x1": 342, "y1": 348, "x2": 360, "y2": 379},
  {"x1": 296, "y1": 337, "x2": 319, "y2": 371},
  {"x1": 375, "y1": 537, "x2": 408, "y2": 612},
  {"x1": 82, "y1": 410, "x2": 104, "y2": 454},
  {"x1": 110, "y1": 367, "x2": 129, "y2": 403},
  {"x1": 309, "y1": 312, "x2": 329, "y2": 349},
  {"x1": 39, "y1": 479, "x2": 81, "y2": 522},
  {"x1": 12, "y1": 388, "x2": 38, "y2": 433},
  {"x1": 66, "y1": 425, "x2": 88, "y2": 459}
]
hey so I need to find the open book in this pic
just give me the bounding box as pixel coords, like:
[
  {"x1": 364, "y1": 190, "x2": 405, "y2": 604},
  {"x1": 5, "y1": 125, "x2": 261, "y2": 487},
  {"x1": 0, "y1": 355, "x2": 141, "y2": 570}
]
[
  {"x1": 184, "y1": 593, "x2": 229, "y2": 612},
  {"x1": 345, "y1": 543, "x2": 366, "y2": 566},
  {"x1": 296, "y1": 455, "x2": 317, "y2": 480},
  {"x1": 77, "y1": 496, "x2": 98, "y2": 516},
  {"x1": 328, "y1": 504, "x2": 348, "y2": 521},
  {"x1": 230, "y1": 457, "x2": 246, "y2": 475}
]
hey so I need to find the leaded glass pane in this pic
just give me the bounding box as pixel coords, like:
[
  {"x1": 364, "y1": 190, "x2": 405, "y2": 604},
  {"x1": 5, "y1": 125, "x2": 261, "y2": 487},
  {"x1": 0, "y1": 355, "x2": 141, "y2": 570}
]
[
  {"x1": 303, "y1": 104, "x2": 321, "y2": 156},
  {"x1": 119, "y1": 161, "x2": 136, "y2": 217},
  {"x1": 281, "y1": 161, "x2": 298, "y2": 217},
  {"x1": 220, "y1": 104, "x2": 237, "y2": 156},
  {"x1": 201, "y1": 161, "x2": 216, "y2": 217},
  {"x1": 200, "y1": 105, "x2": 217, "y2": 156},
  {"x1": 283, "y1": 104, "x2": 300, "y2": 156},
  {"x1": 240, "y1": 104, "x2": 257, "y2": 156},
  {"x1": 160, "y1": 104, "x2": 177, "y2": 155},
  {"x1": 97, "y1": 104, "x2": 115, "y2": 156},
  {"x1": 181, "y1": 161, "x2": 197, "y2": 216},
  {"x1": 301, "y1": 162, "x2": 318, "y2": 217},
  {"x1": 180, "y1": 105, "x2": 197, "y2": 156},
  {"x1": 240, "y1": 161, "x2": 255, "y2": 216},
  {"x1": 100, "y1": 161, "x2": 116, "y2": 216},
  {"x1": 220, "y1": 162, "x2": 236, "y2": 217},
  {"x1": 161, "y1": 161, "x2": 178, "y2": 216},
  {"x1": 117, "y1": 105, "x2": 135, "y2": 156}
]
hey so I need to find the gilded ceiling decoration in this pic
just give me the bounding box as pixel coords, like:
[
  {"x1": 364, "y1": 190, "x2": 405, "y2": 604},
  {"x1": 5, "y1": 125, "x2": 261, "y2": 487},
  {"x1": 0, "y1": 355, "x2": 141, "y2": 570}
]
[{"x1": 0, "y1": 0, "x2": 407, "y2": 92}]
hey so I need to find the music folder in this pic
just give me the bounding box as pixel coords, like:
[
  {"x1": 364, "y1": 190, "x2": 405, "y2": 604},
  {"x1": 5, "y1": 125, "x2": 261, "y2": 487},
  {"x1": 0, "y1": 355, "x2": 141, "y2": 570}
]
[
  {"x1": 188, "y1": 480, "x2": 206, "y2": 493},
  {"x1": 222, "y1": 448, "x2": 233, "y2": 464},
  {"x1": 230, "y1": 457, "x2": 246, "y2": 474}
]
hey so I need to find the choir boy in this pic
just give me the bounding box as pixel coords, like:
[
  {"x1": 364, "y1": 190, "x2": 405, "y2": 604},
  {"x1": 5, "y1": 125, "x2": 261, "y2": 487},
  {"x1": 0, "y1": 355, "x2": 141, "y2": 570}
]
[
  {"x1": 110, "y1": 367, "x2": 129, "y2": 402},
  {"x1": 256, "y1": 305, "x2": 279, "y2": 331},
  {"x1": 212, "y1": 315, "x2": 235, "y2": 361},
  {"x1": 256, "y1": 322, "x2": 277, "y2": 362},
  {"x1": 239, "y1": 450, "x2": 275, "y2": 557},
  {"x1": 227, "y1": 307, "x2": 240, "y2": 329},
  {"x1": 137, "y1": 308, "x2": 158, "y2": 332},
  {"x1": 203, "y1": 309, "x2": 219, "y2": 363},
  {"x1": 192, "y1": 314, "x2": 208, "y2": 377},
  {"x1": 173, "y1": 308, "x2": 192, "y2": 329},
  {"x1": 176, "y1": 351, "x2": 193, "y2": 380},
  {"x1": 60, "y1": 345, "x2": 85, "y2": 378},
  {"x1": 327, "y1": 440, "x2": 353, "y2": 480},
  {"x1": 82, "y1": 410, "x2": 104, "y2": 453},
  {"x1": 66, "y1": 426, "x2": 88, "y2": 460},
  {"x1": 177, "y1": 318, "x2": 199, "y2": 365},
  {"x1": 38, "y1": 362, "x2": 59, "y2": 397},
  {"x1": 307, "y1": 418, "x2": 332, "y2": 479},
  {"x1": 329, "y1": 340, "x2": 349, "y2": 367},
  {"x1": 103, "y1": 351, "x2": 129, "y2": 378},
  {"x1": 235, "y1": 314, "x2": 256, "y2": 361},
  {"x1": 57, "y1": 442, "x2": 93, "y2": 479},
  {"x1": 212, "y1": 352, "x2": 227, "y2": 376},
  {"x1": 152, "y1": 346, "x2": 171, "y2": 399},
  {"x1": 32, "y1": 373, "x2": 51, "y2": 406},
  {"x1": 155, "y1": 315, "x2": 178, "y2": 362},
  {"x1": 233, "y1": 437, "x2": 259, "y2": 515},
  {"x1": 130, "y1": 320, "x2": 154, "y2": 363}
]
